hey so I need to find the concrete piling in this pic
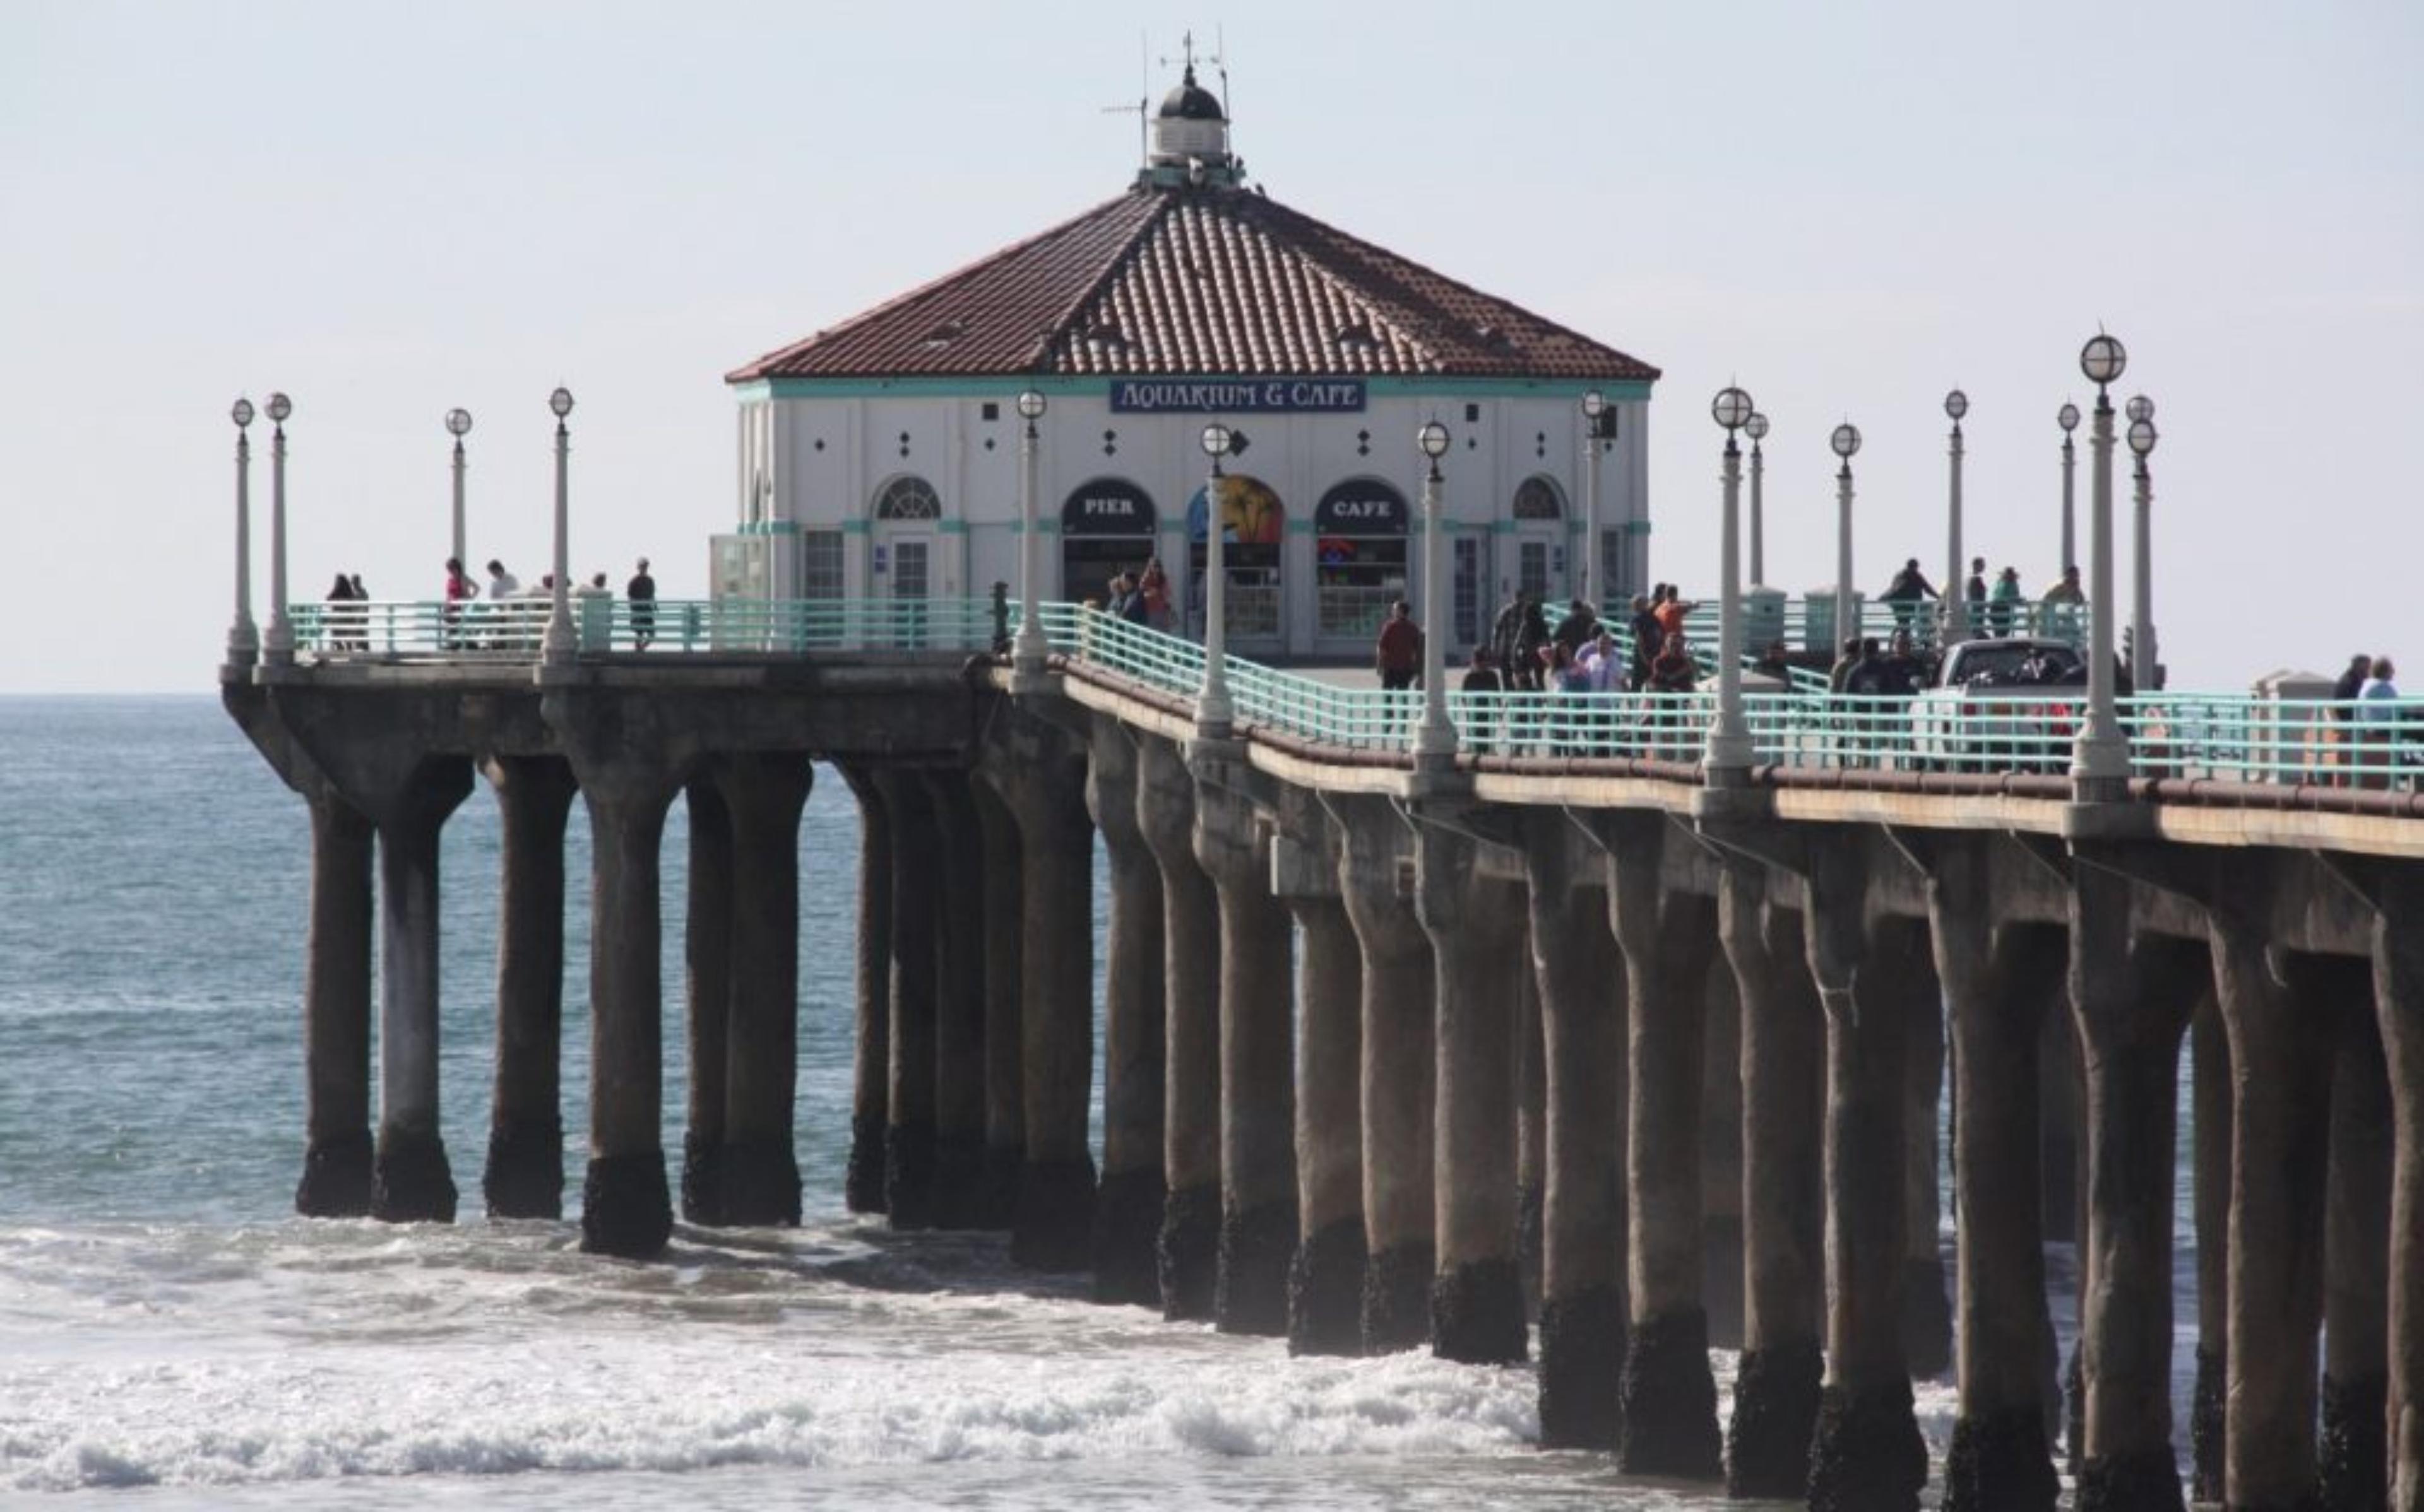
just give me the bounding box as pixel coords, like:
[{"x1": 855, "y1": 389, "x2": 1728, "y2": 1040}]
[
  {"x1": 990, "y1": 715, "x2": 1097, "y2": 1272},
  {"x1": 1526, "y1": 811, "x2": 1626, "y2": 1451},
  {"x1": 1192, "y1": 770, "x2": 1297, "y2": 1335},
  {"x1": 298, "y1": 792, "x2": 376, "y2": 1217},
  {"x1": 2322, "y1": 978, "x2": 2392, "y2": 1512},
  {"x1": 372, "y1": 760, "x2": 472, "y2": 1224},
  {"x1": 482, "y1": 755, "x2": 573, "y2": 1221},
  {"x1": 679, "y1": 776, "x2": 733, "y2": 1225},
  {"x1": 1899, "y1": 950, "x2": 1953, "y2": 1383},
  {"x1": 1719, "y1": 859, "x2": 1826, "y2": 1501},
  {"x1": 1515, "y1": 950, "x2": 1547, "y2": 1318},
  {"x1": 923, "y1": 768, "x2": 990, "y2": 1231},
  {"x1": 1803, "y1": 844, "x2": 1928, "y2": 1512},
  {"x1": 1277, "y1": 824, "x2": 1364, "y2": 1357},
  {"x1": 1084, "y1": 723, "x2": 1166, "y2": 1303},
  {"x1": 1698, "y1": 957, "x2": 1745, "y2": 1353},
  {"x1": 2190, "y1": 991, "x2": 2231, "y2": 1503},
  {"x1": 1603, "y1": 814, "x2": 1721, "y2": 1479},
  {"x1": 838, "y1": 764, "x2": 891, "y2": 1215},
  {"x1": 877, "y1": 768, "x2": 941, "y2": 1230},
  {"x1": 970, "y1": 776, "x2": 1025, "y2": 1230},
  {"x1": 1136, "y1": 734, "x2": 1220, "y2": 1319},
  {"x1": 2067, "y1": 861, "x2": 2199, "y2": 1512},
  {"x1": 1417, "y1": 816, "x2": 1525, "y2": 1365},
  {"x1": 1333, "y1": 795, "x2": 1436, "y2": 1354},
  {"x1": 2358, "y1": 865, "x2": 2424, "y2": 1512},
  {"x1": 720, "y1": 753, "x2": 812, "y2": 1227}
]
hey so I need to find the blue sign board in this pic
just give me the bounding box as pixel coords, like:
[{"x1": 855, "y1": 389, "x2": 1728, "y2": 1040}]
[{"x1": 1110, "y1": 379, "x2": 1367, "y2": 414}]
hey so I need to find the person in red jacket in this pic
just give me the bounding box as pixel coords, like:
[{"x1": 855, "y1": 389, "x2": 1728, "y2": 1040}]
[{"x1": 1375, "y1": 599, "x2": 1424, "y2": 691}]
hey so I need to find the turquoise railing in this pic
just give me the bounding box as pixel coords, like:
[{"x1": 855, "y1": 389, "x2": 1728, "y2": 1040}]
[{"x1": 282, "y1": 596, "x2": 2415, "y2": 791}]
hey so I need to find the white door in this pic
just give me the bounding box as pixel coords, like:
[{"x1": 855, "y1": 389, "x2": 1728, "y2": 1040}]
[{"x1": 890, "y1": 535, "x2": 932, "y2": 647}]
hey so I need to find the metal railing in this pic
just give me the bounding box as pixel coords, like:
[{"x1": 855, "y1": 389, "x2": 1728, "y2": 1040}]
[{"x1": 283, "y1": 596, "x2": 2422, "y2": 794}]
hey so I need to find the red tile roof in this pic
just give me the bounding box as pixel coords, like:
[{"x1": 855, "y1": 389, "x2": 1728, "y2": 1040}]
[{"x1": 727, "y1": 183, "x2": 1659, "y2": 384}]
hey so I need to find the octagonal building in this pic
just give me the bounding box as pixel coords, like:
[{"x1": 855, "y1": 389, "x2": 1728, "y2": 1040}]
[{"x1": 720, "y1": 66, "x2": 1660, "y2": 659}]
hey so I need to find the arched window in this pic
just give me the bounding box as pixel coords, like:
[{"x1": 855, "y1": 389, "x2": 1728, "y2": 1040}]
[
  {"x1": 1512, "y1": 475, "x2": 1566, "y2": 521},
  {"x1": 873, "y1": 475, "x2": 942, "y2": 521}
]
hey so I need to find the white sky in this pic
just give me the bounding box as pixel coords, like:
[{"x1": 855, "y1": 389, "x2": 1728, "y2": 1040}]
[{"x1": 4, "y1": 0, "x2": 2418, "y2": 693}]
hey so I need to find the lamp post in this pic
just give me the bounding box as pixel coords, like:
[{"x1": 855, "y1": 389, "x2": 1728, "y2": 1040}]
[
  {"x1": 1745, "y1": 411, "x2": 1769, "y2": 588},
  {"x1": 1832, "y1": 421, "x2": 1861, "y2": 652},
  {"x1": 541, "y1": 386, "x2": 576, "y2": 666},
  {"x1": 1940, "y1": 388, "x2": 1968, "y2": 647},
  {"x1": 1013, "y1": 389, "x2": 1049, "y2": 679},
  {"x1": 2057, "y1": 401, "x2": 2081, "y2": 579},
  {"x1": 1708, "y1": 387, "x2": 1756, "y2": 779},
  {"x1": 261, "y1": 393, "x2": 296, "y2": 664},
  {"x1": 1413, "y1": 418, "x2": 1456, "y2": 762},
  {"x1": 227, "y1": 398, "x2": 258, "y2": 667},
  {"x1": 1196, "y1": 421, "x2": 1236, "y2": 736},
  {"x1": 446, "y1": 408, "x2": 473, "y2": 571},
  {"x1": 1580, "y1": 389, "x2": 1605, "y2": 604},
  {"x1": 2126, "y1": 396, "x2": 2158, "y2": 692},
  {"x1": 2072, "y1": 334, "x2": 2129, "y2": 788}
]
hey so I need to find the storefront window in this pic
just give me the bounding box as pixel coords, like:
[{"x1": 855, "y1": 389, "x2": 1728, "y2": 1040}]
[
  {"x1": 1185, "y1": 475, "x2": 1284, "y2": 638},
  {"x1": 1060, "y1": 478, "x2": 1157, "y2": 606},
  {"x1": 1312, "y1": 477, "x2": 1410, "y2": 641}
]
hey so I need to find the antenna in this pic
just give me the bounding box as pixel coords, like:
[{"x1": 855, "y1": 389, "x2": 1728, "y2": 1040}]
[
  {"x1": 1211, "y1": 28, "x2": 1235, "y2": 169},
  {"x1": 1102, "y1": 30, "x2": 1147, "y2": 167}
]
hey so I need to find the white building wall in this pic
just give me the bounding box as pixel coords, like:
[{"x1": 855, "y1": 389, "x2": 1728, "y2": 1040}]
[{"x1": 741, "y1": 383, "x2": 1652, "y2": 653}]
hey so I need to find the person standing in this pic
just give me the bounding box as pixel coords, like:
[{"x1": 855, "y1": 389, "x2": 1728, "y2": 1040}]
[
  {"x1": 1137, "y1": 557, "x2": 1171, "y2": 630},
  {"x1": 1882, "y1": 558, "x2": 1937, "y2": 640},
  {"x1": 1375, "y1": 599, "x2": 1423, "y2": 692},
  {"x1": 2332, "y1": 651, "x2": 2373, "y2": 785},
  {"x1": 443, "y1": 557, "x2": 478, "y2": 649},
  {"x1": 627, "y1": 557, "x2": 657, "y2": 650},
  {"x1": 2361, "y1": 656, "x2": 2402, "y2": 788},
  {"x1": 324, "y1": 572, "x2": 357, "y2": 653},
  {"x1": 1988, "y1": 566, "x2": 2023, "y2": 637},
  {"x1": 576, "y1": 570, "x2": 613, "y2": 651},
  {"x1": 1964, "y1": 555, "x2": 1990, "y2": 637}
]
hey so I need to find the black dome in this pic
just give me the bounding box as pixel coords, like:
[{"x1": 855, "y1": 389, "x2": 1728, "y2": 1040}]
[{"x1": 1158, "y1": 66, "x2": 1225, "y2": 121}]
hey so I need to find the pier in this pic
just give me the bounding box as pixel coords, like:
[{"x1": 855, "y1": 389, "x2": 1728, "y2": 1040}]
[{"x1": 224, "y1": 584, "x2": 2423, "y2": 1512}]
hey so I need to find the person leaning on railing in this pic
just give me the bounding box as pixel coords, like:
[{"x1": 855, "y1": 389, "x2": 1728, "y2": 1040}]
[
  {"x1": 1459, "y1": 648, "x2": 1502, "y2": 755},
  {"x1": 2040, "y1": 565, "x2": 2085, "y2": 643},
  {"x1": 2360, "y1": 656, "x2": 2403, "y2": 789}
]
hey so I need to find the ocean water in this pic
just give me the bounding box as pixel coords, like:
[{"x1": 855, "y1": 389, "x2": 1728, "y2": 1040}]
[{"x1": 0, "y1": 697, "x2": 2195, "y2": 1507}]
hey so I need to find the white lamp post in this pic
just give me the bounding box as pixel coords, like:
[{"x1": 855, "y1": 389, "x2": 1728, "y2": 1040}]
[
  {"x1": 1832, "y1": 421, "x2": 1861, "y2": 649},
  {"x1": 2072, "y1": 334, "x2": 2129, "y2": 787},
  {"x1": 262, "y1": 393, "x2": 296, "y2": 664},
  {"x1": 1013, "y1": 389, "x2": 1049, "y2": 678},
  {"x1": 1413, "y1": 418, "x2": 1457, "y2": 762},
  {"x1": 2127, "y1": 397, "x2": 2158, "y2": 692},
  {"x1": 446, "y1": 408, "x2": 473, "y2": 571},
  {"x1": 1196, "y1": 421, "x2": 1236, "y2": 736},
  {"x1": 227, "y1": 398, "x2": 258, "y2": 667},
  {"x1": 2057, "y1": 401, "x2": 2081, "y2": 581},
  {"x1": 1940, "y1": 388, "x2": 1968, "y2": 647},
  {"x1": 541, "y1": 386, "x2": 576, "y2": 665},
  {"x1": 1745, "y1": 411, "x2": 1769, "y2": 588},
  {"x1": 1580, "y1": 390, "x2": 1605, "y2": 604},
  {"x1": 1708, "y1": 387, "x2": 1756, "y2": 779}
]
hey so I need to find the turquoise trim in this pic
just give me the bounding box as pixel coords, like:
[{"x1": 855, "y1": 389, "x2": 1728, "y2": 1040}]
[
  {"x1": 840, "y1": 519, "x2": 870, "y2": 536},
  {"x1": 740, "y1": 520, "x2": 801, "y2": 536},
  {"x1": 939, "y1": 519, "x2": 969, "y2": 536},
  {"x1": 737, "y1": 375, "x2": 1655, "y2": 403},
  {"x1": 1624, "y1": 520, "x2": 1654, "y2": 535},
  {"x1": 1285, "y1": 519, "x2": 1315, "y2": 535}
]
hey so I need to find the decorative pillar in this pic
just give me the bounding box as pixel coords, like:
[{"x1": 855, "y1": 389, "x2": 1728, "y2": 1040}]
[
  {"x1": 970, "y1": 776, "x2": 1025, "y2": 1229},
  {"x1": 227, "y1": 399, "x2": 259, "y2": 668},
  {"x1": 877, "y1": 768, "x2": 941, "y2": 1230},
  {"x1": 1603, "y1": 813, "x2": 1721, "y2": 1479},
  {"x1": 1527, "y1": 811, "x2": 1626, "y2": 1450},
  {"x1": 371, "y1": 760, "x2": 472, "y2": 1222},
  {"x1": 483, "y1": 754, "x2": 575, "y2": 1221},
  {"x1": 263, "y1": 395, "x2": 295, "y2": 664},
  {"x1": 1417, "y1": 816, "x2": 1525, "y2": 1364},
  {"x1": 2058, "y1": 403, "x2": 2081, "y2": 587},
  {"x1": 1720, "y1": 862, "x2": 1826, "y2": 1500},
  {"x1": 838, "y1": 764, "x2": 892, "y2": 1215},
  {"x1": 679, "y1": 775, "x2": 732, "y2": 1225},
  {"x1": 1136, "y1": 733, "x2": 1220, "y2": 1317},
  {"x1": 1193, "y1": 773, "x2": 1296, "y2": 1334},
  {"x1": 1940, "y1": 389, "x2": 1967, "y2": 649},
  {"x1": 1279, "y1": 827, "x2": 1363, "y2": 1357},
  {"x1": 923, "y1": 767, "x2": 989, "y2": 1230},
  {"x1": 721, "y1": 753, "x2": 812, "y2": 1226},
  {"x1": 1333, "y1": 793, "x2": 1435, "y2": 1354},
  {"x1": 1803, "y1": 842, "x2": 1928, "y2": 1512},
  {"x1": 1085, "y1": 723, "x2": 1167, "y2": 1303},
  {"x1": 541, "y1": 389, "x2": 577, "y2": 666},
  {"x1": 2072, "y1": 336, "x2": 2129, "y2": 791},
  {"x1": 1708, "y1": 403, "x2": 1752, "y2": 777},
  {"x1": 296, "y1": 791, "x2": 374, "y2": 1216},
  {"x1": 2067, "y1": 860, "x2": 2201, "y2": 1511}
]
